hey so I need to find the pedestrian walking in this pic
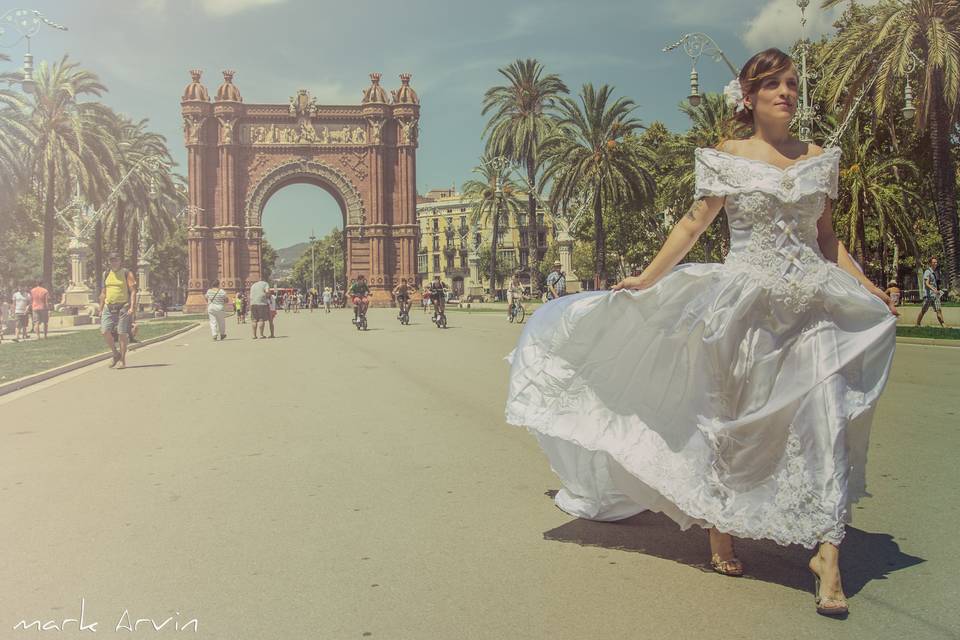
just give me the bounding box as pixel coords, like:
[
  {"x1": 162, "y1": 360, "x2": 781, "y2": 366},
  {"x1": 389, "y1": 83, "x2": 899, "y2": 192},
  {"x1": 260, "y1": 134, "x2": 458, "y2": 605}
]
[
  {"x1": 235, "y1": 292, "x2": 245, "y2": 325},
  {"x1": 249, "y1": 278, "x2": 271, "y2": 339},
  {"x1": 916, "y1": 257, "x2": 946, "y2": 327},
  {"x1": 545, "y1": 261, "x2": 567, "y2": 301},
  {"x1": 99, "y1": 252, "x2": 138, "y2": 369},
  {"x1": 267, "y1": 290, "x2": 277, "y2": 338},
  {"x1": 323, "y1": 286, "x2": 332, "y2": 313},
  {"x1": 30, "y1": 280, "x2": 51, "y2": 339},
  {"x1": 12, "y1": 284, "x2": 31, "y2": 341},
  {"x1": 206, "y1": 280, "x2": 229, "y2": 341},
  {"x1": 0, "y1": 294, "x2": 10, "y2": 343}
]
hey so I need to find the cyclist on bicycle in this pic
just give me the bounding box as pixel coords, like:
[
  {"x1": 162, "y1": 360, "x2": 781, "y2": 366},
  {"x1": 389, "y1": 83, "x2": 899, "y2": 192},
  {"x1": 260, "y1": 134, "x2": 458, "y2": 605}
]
[
  {"x1": 506, "y1": 272, "x2": 524, "y2": 320},
  {"x1": 392, "y1": 278, "x2": 415, "y2": 319},
  {"x1": 428, "y1": 275, "x2": 448, "y2": 320},
  {"x1": 349, "y1": 274, "x2": 371, "y2": 324}
]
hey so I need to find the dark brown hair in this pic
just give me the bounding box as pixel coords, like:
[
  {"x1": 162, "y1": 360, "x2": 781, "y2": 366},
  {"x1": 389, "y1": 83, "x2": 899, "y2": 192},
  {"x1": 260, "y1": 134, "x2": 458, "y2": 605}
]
[{"x1": 732, "y1": 48, "x2": 796, "y2": 129}]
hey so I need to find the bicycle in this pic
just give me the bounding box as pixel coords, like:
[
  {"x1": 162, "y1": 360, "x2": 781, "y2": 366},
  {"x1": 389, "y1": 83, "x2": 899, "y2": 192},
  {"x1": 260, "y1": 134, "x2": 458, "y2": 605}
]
[
  {"x1": 508, "y1": 298, "x2": 526, "y2": 323},
  {"x1": 352, "y1": 303, "x2": 368, "y2": 331},
  {"x1": 397, "y1": 298, "x2": 411, "y2": 325},
  {"x1": 432, "y1": 307, "x2": 447, "y2": 329}
]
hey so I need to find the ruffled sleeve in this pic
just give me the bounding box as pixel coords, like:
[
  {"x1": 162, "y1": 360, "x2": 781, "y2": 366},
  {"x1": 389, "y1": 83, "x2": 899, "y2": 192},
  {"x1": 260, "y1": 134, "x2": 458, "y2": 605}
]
[{"x1": 694, "y1": 148, "x2": 739, "y2": 199}]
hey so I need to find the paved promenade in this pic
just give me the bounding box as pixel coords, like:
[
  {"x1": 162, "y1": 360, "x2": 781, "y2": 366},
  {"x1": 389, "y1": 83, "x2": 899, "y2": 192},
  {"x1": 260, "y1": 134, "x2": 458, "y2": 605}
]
[{"x1": 1, "y1": 307, "x2": 957, "y2": 639}]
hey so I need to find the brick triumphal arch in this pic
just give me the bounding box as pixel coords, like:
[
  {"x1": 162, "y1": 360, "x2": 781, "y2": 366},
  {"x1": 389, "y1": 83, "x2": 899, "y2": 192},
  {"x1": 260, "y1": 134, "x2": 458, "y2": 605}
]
[{"x1": 180, "y1": 70, "x2": 420, "y2": 311}]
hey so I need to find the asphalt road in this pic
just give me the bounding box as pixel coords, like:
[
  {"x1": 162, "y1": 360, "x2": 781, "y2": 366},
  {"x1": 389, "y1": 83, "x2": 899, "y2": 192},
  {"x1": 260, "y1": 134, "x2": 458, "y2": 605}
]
[{"x1": 1, "y1": 307, "x2": 957, "y2": 639}]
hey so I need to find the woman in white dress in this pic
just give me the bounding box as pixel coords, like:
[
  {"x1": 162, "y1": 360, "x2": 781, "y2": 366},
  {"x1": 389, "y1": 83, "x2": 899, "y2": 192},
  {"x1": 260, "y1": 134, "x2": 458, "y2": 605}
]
[
  {"x1": 205, "y1": 280, "x2": 229, "y2": 341},
  {"x1": 505, "y1": 49, "x2": 898, "y2": 617}
]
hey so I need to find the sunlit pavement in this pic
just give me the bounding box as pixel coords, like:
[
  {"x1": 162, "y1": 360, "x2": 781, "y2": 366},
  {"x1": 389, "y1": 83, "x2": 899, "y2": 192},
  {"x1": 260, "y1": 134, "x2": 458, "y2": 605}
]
[{"x1": 1, "y1": 308, "x2": 957, "y2": 639}]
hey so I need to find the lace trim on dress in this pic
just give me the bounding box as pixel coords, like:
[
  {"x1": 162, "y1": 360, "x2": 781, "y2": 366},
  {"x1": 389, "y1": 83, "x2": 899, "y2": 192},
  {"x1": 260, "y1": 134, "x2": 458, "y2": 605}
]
[{"x1": 694, "y1": 147, "x2": 840, "y2": 201}]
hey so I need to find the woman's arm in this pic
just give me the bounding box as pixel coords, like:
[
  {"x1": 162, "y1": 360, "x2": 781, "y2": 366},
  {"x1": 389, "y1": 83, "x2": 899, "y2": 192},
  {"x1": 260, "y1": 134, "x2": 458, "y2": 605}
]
[
  {"x1": 816, "y1": 199, "x2": 898, "y2": 316},
  {"x1": 611, "y1": 195, "x2": 725, "y2": 290}
]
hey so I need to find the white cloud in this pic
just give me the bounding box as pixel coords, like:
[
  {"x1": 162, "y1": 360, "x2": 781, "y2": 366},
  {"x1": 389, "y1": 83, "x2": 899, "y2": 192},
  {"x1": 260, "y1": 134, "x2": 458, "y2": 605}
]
[
  {"x1": 741, "y1": 0, "x2": 839, "y2": 51},
  {"x1": 741, "y1": 0, "x2": 881, "y2": 51}
]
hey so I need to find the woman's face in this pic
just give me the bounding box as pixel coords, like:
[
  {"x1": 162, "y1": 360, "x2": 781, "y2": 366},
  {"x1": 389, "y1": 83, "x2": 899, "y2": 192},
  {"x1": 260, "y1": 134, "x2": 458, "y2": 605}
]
[{"x1": 745, "y1": 66, "x2": 798, "y2": 125}]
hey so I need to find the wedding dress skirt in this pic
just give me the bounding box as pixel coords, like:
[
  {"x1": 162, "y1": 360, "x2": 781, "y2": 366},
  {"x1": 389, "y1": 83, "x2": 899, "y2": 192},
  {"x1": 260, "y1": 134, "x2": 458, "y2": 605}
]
[{"x1": 505, "y1": 147, "x2": 897, "y2": 547}]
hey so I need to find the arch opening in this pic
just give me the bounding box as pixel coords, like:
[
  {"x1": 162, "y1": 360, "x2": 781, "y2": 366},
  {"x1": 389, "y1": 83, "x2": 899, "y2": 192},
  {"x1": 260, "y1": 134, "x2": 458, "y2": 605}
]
[{"x1": 261, "y1": 181, "x2": 347, "y2": 293}]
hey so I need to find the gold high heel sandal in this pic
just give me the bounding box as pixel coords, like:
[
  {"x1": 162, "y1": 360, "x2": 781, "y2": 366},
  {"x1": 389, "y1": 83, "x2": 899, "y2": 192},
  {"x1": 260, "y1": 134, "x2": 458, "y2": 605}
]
[
  {"x1": 710, "y1": 553, "x2": 744, "y2": 577},
  {"x1": 810, "y1": 569, "x2": 849, "y2": 617}
]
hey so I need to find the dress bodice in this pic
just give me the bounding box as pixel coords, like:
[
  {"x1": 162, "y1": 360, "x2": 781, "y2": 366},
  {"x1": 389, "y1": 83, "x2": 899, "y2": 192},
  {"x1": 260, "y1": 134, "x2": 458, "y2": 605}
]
[{"x1": 694, "y1": 147, "x2": 841, "y2": 312}]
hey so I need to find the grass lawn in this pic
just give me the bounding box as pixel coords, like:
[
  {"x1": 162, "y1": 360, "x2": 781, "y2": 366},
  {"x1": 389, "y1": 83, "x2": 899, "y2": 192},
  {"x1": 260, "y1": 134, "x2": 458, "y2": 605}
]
[
  {"x1": 895, "y1": 325, "x2": 960, "y2": 340},
  {"x1": 0, "y1": 320, "x2": 197, "y2": 383}
]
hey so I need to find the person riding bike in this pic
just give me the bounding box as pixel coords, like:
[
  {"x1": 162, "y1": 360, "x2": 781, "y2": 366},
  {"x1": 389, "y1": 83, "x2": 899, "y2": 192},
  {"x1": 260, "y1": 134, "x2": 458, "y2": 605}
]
[
  {"x1": 428, "y1": 275, "x2": 448, "y2": 321},
  {"x1": 506, "y1": 272, "x2": 524, "y2": 320},
  {"x1": 349, "y1": 274, "x2": 371, "y2": 324},
  {"x1": 392, "y1": 278, "x2": 415, "y2": 319}
]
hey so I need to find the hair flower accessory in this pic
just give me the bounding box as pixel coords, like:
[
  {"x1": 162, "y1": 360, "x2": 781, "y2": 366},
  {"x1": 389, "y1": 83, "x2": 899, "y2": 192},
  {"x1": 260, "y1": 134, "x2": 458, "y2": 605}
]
[{"x1": 723, "y1": 79, "x2": 746, "y2": 113}]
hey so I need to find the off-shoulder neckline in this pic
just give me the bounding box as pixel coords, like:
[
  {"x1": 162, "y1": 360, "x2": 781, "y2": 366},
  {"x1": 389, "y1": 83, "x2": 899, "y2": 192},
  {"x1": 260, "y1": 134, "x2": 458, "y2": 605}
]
[{"x1": 697, "y1": 146, "x2": 839, "y2": 174}]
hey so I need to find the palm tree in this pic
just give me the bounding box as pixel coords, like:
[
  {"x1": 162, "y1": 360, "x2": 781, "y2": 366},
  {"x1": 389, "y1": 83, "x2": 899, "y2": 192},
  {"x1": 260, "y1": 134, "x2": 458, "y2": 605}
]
[
  {"x1": 820, "y1": 0, "x2": 960, "y2": 291},
  {"x1": 541, "y1": 84, "x2": 657, "y2": 288},
  {"x1": 482, "y1": 59, "x2": 568, "y2": 295},
  {"x1": 26, "y1": 55, "x2": 115, "y2": 289},
  {"x1": 658, "y1": 93, "x2": 737, "y2": 259},
  {"x1": 463, "y1": 157, "x2": 523, "y2": 298},
  {"x1": 108, "y1": 116, "x2": 174, "y2": 261},
  {"x1": 835, "y1": 119, "x2": 919, "y2": 278},
  {"x1": 0, "y1": 53, "x2": 32, "y2": 219}
]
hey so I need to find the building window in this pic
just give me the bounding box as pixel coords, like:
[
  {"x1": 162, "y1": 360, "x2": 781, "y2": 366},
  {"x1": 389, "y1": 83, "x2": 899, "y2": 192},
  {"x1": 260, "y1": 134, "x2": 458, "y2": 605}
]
[
  {"x1": 460, "y1": 255, "x2": 467, "y2": 270},
  {"x1": 418, "y1": 253, "x2": 428, "y2": 274},
  {"x1": 433, "y1": 255, "x2": 440, "y2": 272},
  {"x1": 520, "y1": 249, "x2": 529, "y2": 267},
  {"x1": 445, "y1": 255, "x2": 453, "y2": 270},
  {"x1": 432, "y1": 236, "x2": 439, "y2": 251},
  {"x1": 433, "y1": 218, "x2": 439, "y2": 231}
]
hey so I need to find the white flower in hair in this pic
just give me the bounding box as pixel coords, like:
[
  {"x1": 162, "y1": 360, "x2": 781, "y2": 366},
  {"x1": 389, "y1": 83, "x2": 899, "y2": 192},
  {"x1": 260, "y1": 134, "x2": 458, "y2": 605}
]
[{"x1": 723, "y1": 79, "x2": 746, "y2": 113}]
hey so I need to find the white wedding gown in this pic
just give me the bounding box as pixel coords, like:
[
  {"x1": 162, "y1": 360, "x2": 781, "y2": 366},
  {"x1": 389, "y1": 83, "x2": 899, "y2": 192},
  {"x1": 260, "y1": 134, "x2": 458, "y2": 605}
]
[{"x1": 505, "y1": 147, "x2": 896, "y2": 548}]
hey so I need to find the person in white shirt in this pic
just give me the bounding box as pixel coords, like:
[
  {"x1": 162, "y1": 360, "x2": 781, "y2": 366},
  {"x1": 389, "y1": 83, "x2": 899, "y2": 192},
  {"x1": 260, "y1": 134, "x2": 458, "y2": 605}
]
[
  {"x1": 12, "y1": 285, "x2": 32, "y2": 341},
  {"x1": 205, "y1": 280, "x2": 230, "y2": 341}
]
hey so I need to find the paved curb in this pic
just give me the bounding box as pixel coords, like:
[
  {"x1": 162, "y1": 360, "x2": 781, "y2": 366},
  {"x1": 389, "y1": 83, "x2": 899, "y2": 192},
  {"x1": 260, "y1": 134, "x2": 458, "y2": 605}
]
[
  {"x1": 895, "y1": 336, "x2": 960, "y2": 348},
  {"x1": 0, "y1": 322, "x2": 201, "y2": 397}
]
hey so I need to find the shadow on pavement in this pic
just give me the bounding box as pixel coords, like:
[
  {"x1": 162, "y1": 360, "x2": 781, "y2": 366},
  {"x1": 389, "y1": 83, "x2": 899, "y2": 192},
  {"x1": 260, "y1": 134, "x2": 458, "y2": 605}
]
[
  {"x1": 120, "y1": 364, "x2": 171, "y2": 369},
  {"x1": 542, "y1": 498, "x2": 924, "y2": 598}
]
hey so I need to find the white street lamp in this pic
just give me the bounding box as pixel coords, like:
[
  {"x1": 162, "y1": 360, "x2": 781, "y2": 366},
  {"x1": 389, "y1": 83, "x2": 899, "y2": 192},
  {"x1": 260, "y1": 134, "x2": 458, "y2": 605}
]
[
  {"x1": 0, "y1": 9, "x2": 67, "y2": 94},
  {"x1": 663, "y1": 32, "x2": 739, "y2": 107}
]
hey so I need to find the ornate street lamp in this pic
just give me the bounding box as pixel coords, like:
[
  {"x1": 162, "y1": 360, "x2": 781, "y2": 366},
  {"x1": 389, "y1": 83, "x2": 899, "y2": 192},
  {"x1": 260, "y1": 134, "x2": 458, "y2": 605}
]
[
  {"x1": 309, "y1": 229, "x2": 316, "y2": 293},
  {"x1": 0, "y1": 9, "x2": 67, "y2": 94},
  {"x1": 663, "y1": 32, "x2": 739, "y2": 106}
]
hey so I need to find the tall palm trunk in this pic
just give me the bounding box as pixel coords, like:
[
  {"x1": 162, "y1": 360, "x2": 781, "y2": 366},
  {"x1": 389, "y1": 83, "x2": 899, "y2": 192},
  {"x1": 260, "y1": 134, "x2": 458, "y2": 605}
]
[
  {"x1": 593, "y1": 186, "x2": 605, "y2": 289},
  {"x1": 856, "y1": 205, "x2": 868, "y2": 267},
  {"x1": 94, "y1": 220, "x2": 103, "y2": 297},
  {"x1": 129, "y1": 223, "x2": 140, "y2": 276},
  {"x1": 489, "y1": 202, "x2": 501, "y2": 300},
  {"x1": 928, "y1": 71, "x2": 960, "y2": 291},
  {"x1": 115, "y1": 202, "x2": 125, "y2": 262},
  {"x1": 526, "y1": 160, "x2": 540, "y2": 295},
  {"x1": 42, "y1": 157, "x2": 56, "y2": 288}
]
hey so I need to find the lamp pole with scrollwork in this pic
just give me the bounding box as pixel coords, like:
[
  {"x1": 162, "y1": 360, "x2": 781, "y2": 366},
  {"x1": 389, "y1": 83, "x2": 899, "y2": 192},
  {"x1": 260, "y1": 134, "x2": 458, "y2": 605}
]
[
  {"x1": 0, "y1": 9, "x2": 67, "y2": 93},
  {"x1": 664, "y1": 2, "x2": 922, "y2": 148}
]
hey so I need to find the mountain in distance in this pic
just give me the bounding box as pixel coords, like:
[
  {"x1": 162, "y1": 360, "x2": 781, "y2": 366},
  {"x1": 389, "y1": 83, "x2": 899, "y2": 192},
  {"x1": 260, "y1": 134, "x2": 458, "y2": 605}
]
[{"x1": 275, "y1": 242, "x2": 309, "y2": 268}]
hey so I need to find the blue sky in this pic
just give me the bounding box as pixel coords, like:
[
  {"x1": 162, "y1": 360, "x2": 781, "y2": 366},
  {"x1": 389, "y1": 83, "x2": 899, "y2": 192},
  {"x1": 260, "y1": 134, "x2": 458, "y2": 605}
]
[{"x1": 10, "y1": 0, "x2": 853, "y2": 248}]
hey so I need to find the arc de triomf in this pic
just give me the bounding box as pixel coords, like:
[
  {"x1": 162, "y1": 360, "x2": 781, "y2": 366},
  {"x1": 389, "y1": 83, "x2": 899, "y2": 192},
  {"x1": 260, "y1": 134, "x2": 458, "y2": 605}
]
[{"x1": 180, "y1": 70, "x2": 420, "y2": 311}]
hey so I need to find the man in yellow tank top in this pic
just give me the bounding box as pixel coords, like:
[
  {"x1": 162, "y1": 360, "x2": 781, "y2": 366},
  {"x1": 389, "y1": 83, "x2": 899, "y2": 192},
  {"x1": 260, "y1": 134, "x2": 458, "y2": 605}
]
[{"x1": 98, "y1": 252, "x2": 138, "y2": 369}]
